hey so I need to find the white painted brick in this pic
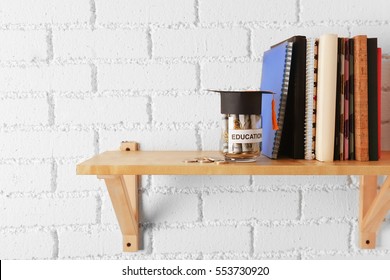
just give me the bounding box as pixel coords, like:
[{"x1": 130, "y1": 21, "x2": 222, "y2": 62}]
[
  {"x1": 151, "y1": 175, "x2": 251, "y2": 190},
  {"x1": 101, "y1": 189, "x2": 122, "y2": 225},
  {"x1": 0, "y1": 196, "x2": 97, "y2": 227},
  {"x1": 201, "y1": 127, "x2": 220, "y2": 150},
  {"x1": 53, "y1": 30, "x2": 148, "y2": 59},
  {"x1": 252, "y1": 27, "x2": 350, "y2": 58},
  {"x1": 0, "y1": 65, "x2": 91, "y2": 92},
  {"x1": 0, "y1": 231, "x2": 53, "y2": 259},
  {"x1": 304, "y1": 190, "x2": 358, "y2": 219},
  {"x1": 0, "y1": 0, "x2": 90, "y2": 24},
  {"x1": 153, "y1": 95, "x2": 219, "y2": 123},
  {"x1": 57, "y1": 161, "x2": 103, "y2": 192},
  {"x1": 0, "y1": 30, "x2": 47, "y2": 61},
  {"x1": 381, "y1": 123, "x2": 390, "y2": 151},
  {"x1": 0, "y1": 163, "x2": 51, "y2": 193},
  {"x1": 253, "y1": 175, "x2": 350, "y2": 188},
  {"x1": 377, "y1": 221, "x2": 390, "y2": 249},
  {"x1": 201, "y1": 62, "x2": 261, "y2": 90},
  {"x1": 95, "y1": 0, "x2": 195, "y2": 24},
  {"x1": 98, "y1": 63, "x2": 197, "y2": 91},
  {"x1": 0, "y1": 131, "x2": 94, "y2": 158},
  {"x1": 0, "y1": 98, "x2": 48, "y2": 125},
  {"x1": 301, "y1": 0, "x2": 390, "y2": 21},
  {"x1": 154, "y1": 226, "x2": 251, "y2": 253},
  {"x1": 55, "y1": 97, "x2": 149, "y2": 125},
  {"x1": 199, "y1": 0, "x2": 296, "y2": 23},
  {"x1": 58, "y1": 228, "x2": 122, "y2": 258},
  {"x1": 255, "y1": 223, "x2": 350, "y2": 252},
  {"x1": 99, "y1": 129, "x2": 197, "y2": 151},
  {"x1": 142, "y1": 193, "x2": 199, "y2": 223},
  {"x1": 154, "y1": 28, "x2": 248, "y2": 58},
  {"x1": 204, "y1": 191, "x2": 299, "y2": 221}
]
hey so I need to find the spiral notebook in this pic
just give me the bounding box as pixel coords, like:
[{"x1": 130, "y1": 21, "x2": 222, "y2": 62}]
[
  {"x1": 260, "y1": 41, "x2": 293, "y2": 159},
  {"x1": 305, "y1": 38, "x2": 317, "y2": 160}
]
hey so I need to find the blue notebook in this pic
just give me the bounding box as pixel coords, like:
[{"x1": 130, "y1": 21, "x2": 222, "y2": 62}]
[{"x1": 260, "y1": 42, "x2": 293, "y2": 159}]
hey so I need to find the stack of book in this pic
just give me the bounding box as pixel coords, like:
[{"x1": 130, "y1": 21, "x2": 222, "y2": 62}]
[{"x1": 260, "y1": 34, "x2": 381, "y2": 162}]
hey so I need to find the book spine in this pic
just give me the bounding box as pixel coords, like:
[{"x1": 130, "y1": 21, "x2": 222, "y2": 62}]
[
  {"x1": 316, "y1": 34, "x2": 338, "y2": 162},
  {"x1": 339, "y1": 38, "x2": 345, "y2": 160},
  {"x1": 367, "y1": 38, "x2": 378, "y2": 161},
  {"x1": 305, "y1": 38, "x2": 316, "y2": 160},
  {"x1": 349, "y1": 39, "x2": 355, "y2": 160},
  {"x1": 313, "y1": 39, "x2": 319, "y2": 159},
  {"x1": 378, "y1": 48, "x2": 382, "y2": 159},
  {"x1": 354, "y1": 35, "x2": 369, "y2": 161},
  {"x1": 344, "y1": 38, "x2": 350, "y2": 160},
  {"x1": 272, "y1": 43, "x2": 293, "y2": 159},
  {"x1": 334, "y1": 38, "x2": 342, "y2": 161},
  {"x1": 292, "y1": 36, "x2": 307, "y2": 159}
]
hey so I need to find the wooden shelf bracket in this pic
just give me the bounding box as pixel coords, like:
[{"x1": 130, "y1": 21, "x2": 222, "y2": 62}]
[
  {"x1": 98, "y1": 142, "x2": 140, "y2": 252},
  {"x1": 77, "y1": 143, "x2": 390, "y2": 251},
  {"x1": 360, "y1": 175, "x2": 390, "y2": 249}
]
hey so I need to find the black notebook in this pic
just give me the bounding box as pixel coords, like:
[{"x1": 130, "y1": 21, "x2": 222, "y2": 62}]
[
  {"x1": 273, "y1": 36, "x2": 307, "y2": 159},
  {"x1": 367, "y1": 38, "x2": 378, "y2": 161}
]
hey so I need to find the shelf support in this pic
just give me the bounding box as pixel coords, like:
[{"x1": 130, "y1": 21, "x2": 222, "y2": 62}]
[
  {"x1": 98, "y1": 142, "x2": 140, "y2": 252},
  {"x1": 360, "y1": 175, "x2": 390, "y2": 249}
]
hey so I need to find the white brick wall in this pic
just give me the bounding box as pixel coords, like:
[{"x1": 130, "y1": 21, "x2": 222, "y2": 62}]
[
  {"x1": 0, "y1": 30, "x2": 47, "y2": 61},
  {"x1": 0, "y1": 0, "x2": 90, "y2": 25},
  {"x1": 153, "y1": 28, "x2": 248, "y2": 58},
  {"x1": 53, "y1": 30, "x2": 149, "y2": 60},
  {"x1": 95, "y1": 0, "x2": 195, "y2": 25},
  {"x1": 97, "y1": 63, "x2": 197, "y2": 91},
  {"x1": 0, "y1": 0, "x2": 389, "y2": 260}
]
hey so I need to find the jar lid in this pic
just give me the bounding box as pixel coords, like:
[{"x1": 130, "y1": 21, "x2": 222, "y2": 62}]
[{"x1": 209, "y1": 90, "x2": 274, "y2": 114}]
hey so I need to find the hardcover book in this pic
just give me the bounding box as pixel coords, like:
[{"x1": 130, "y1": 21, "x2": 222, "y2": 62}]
[
  {"x1": 316, "y1": 34, "x2": 338, "y2": 162},
  {"x1": 367, "y1": 38, "x2": 378, "y2": 161},
  {"x1": 354, "y1": 35, "x2": 369, "y2": 161}
]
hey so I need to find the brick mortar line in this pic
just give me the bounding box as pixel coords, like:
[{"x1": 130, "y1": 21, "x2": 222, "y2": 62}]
[
  {"x1": 194, "y1": 0, "x2": 200, "y2": 26},
  {"x1": 0, "y1": 20, "x2": 389, "y2": 31},
  {"x1": 2, "y1": 190, "x2": 101, "y2": 199},
  {"x1": 51, "y1": 229, "x2": 59, "y2": 259},
  {"x1": 0, "y1": 122, "x2": 216, "y2": 132},
  {"x1": 0, "y1": 157, "x2": 92, "y2": 165},
  {"x1": 0, "y1": 90, "x2": 213, "y2": 98},
  {"x1": 298, "y1": 190, "x2": 304, "y2": 220},
  {"x1": 347, "y1": 220, "x2": 355, "y2": 252},
  {"x1": 147, "y1": 26, "x2": 153, "y2": 59},
  {"x1": 0, "y1": 224, "x2": 121, "y2": 234},
  {"x1": 148, "y1": 185, "x2": 354, "y2": 195},
  {"x1": 296, "y1": 0, "x2": 301, "y2": 23},
  {"x1": 89, "y1": 0, "x2": 96, "y2": 30},
  {"x1": 45, "y1": 25, "x2": 54, "y2": 63},
  {"x1": 50, "y1": 159, "x2": 58, "y2": 193},
  {"x1": 141, "y1": 217, "x2": 357, "y2": 230},
  {"x1": 0, "y1": 56, "x2": 261, "y2": 66},
  {"x1": 46, "y1": 91, "x2": 55, "y2": 126},
  {"x1": 197, "y1": 192, "x2": 204, "y2": 222}
]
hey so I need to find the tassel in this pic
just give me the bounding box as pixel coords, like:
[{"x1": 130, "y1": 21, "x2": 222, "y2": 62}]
[{"x1": 272, "y1": 97, "x2": 279, "y2": 130}]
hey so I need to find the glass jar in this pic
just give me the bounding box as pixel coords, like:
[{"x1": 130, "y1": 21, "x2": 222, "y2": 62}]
[
  {"x1": 221, "y1": 113, "x2": 262, "y2": 161},
  {"x1": 214, "y1": 90, "x2": 273, "y2": 162}
]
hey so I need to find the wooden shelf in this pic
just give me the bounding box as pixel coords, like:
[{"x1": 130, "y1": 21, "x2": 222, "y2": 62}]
[
  {"x1": 77, "y1": 142, "x2": 390, "y2": 252},
  {"x1": 77, "y1": 150, "x2": 390, "y2": 176}
]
